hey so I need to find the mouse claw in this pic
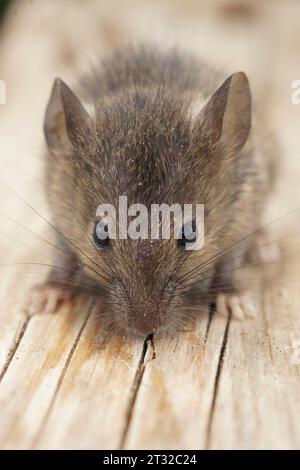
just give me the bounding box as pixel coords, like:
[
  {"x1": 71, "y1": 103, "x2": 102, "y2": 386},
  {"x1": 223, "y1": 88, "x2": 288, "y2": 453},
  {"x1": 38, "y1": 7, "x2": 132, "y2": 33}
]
[
  {"x1": 22, "y1": 282, "x2": 76, "y2": 316},
  {"x1": 216, "y1": 291, "x2": 257, "y2": 321}
]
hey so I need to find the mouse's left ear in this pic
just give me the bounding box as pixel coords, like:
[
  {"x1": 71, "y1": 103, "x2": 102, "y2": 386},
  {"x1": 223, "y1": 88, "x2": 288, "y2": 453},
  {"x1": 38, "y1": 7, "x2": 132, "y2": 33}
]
[
  {"x1": 197, "y1": 71, "x2": 251, "y2": 154},
  {"x1": 44, "y1": 78, "x2": 92, "y2": 157}
]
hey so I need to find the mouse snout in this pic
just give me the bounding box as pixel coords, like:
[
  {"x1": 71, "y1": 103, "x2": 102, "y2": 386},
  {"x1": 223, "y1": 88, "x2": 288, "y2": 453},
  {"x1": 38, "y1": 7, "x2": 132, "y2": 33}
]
[
  {"x1": 127, "y1": 302, "x2": 163, "y2": 336},
  {"x1": 109, "y1": 242, "x2": 179, "y2": 336}
]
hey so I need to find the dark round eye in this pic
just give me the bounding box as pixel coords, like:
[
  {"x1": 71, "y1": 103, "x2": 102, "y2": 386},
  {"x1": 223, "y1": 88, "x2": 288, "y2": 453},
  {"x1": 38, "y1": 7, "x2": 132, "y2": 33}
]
[
  {"x1": 177, "y1": 220, "x2": 197, "y2": 248},
  {"x1": 93, "y1": 220, "x2": 110, "y2": 248}
]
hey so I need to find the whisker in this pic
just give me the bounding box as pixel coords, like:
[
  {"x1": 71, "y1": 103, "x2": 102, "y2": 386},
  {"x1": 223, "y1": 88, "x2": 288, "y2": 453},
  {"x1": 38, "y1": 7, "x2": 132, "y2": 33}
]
[
  {"x1": 0, "y1": 179, "x2": 111, "y2": 285},
  {"x1": 175, "y1": 278, "x2": 300, "y2": 301},
  {"x1": 0, "y1": 230, "x2": 53, "y2": 261},
  {"x1": 176, "y1": 207, "x2": 300, "y2": 287},
  {"x1": 0, "y1": 209, "x2": 67, "y2": 256},
  {"x1": 175, "y1": 254, "x2": 297, "y2": 295},
  {"x1": 0, "y1": 266, "x2": 109, "y2": 294}
]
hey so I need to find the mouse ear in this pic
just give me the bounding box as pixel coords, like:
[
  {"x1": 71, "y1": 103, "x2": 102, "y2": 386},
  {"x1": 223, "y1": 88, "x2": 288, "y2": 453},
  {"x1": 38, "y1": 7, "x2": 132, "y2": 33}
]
[
  {"x1": 44, "y1": 78, "x2": 92, "y2": 156},
  {"x1": 197, "y1": 72, "x2": 251, "y2": 153}
]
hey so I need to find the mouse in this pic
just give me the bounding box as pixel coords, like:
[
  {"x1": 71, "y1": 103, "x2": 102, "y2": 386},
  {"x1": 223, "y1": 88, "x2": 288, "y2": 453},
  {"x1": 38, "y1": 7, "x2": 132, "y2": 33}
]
[{"x1": 23, "y1": 46, "x2": 278, "y2": 337}]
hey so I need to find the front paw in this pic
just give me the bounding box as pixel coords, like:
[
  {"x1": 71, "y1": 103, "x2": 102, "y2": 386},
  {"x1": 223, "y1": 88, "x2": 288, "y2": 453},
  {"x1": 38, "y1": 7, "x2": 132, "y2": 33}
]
[
  {"x1": 215, "y1": 291, "x2": 256, "y2": 321},
  {"x1": 22, "y1": 281, "x2": 77, "y2": 316}
]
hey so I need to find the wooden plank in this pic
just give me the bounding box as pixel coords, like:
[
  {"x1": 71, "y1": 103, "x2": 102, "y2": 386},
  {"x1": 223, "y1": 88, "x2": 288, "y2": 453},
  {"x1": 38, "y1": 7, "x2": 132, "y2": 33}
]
[
  {"x1": 0, "y1": 270, "x2": 30, "y2": 378},
  {"x1": 0, "y1": 223, "x2": 40, "y2": 375},
  {"x1": 0, "y1": 0, "x2": 299, "y2": 452},
  {"x1": 0, "y1": 296, "x2": 93, "y2": 450},
  {"x1": 123, "y1": 311, "x2": 228, "y2": 449},
  {"x1": 33, "y1": 312, "x2": 147, "y2": 450},
  {"x1": 207, "y1": 240, "x2": 300, "y2": 449},
  {"x1": 0, "y1": 216, "x2": 55, "y2": 377}
]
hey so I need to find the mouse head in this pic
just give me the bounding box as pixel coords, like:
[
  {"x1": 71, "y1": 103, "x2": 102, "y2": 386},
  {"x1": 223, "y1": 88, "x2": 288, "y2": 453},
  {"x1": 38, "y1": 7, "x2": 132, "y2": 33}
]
[{"x1": 44, "y1": 72, "x2": 251, "y2": 337}]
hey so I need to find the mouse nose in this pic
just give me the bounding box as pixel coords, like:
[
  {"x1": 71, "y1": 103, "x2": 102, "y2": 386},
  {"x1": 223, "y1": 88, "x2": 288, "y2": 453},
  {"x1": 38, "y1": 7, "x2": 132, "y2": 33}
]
[
  {"x1": 128, "y1": 316, "x2": 158, "y2": 336},
  {"x1": 127, "y1": 302, "x2": 163, "y2": 336}
]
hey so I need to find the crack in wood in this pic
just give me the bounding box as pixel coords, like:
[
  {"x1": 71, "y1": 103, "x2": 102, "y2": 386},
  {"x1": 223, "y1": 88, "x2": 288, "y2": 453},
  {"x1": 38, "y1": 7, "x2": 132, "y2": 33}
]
[
  {"x1": 205, "y1": 312, "x2": 231, "y2": 449},
  {"x1": 0, "y1": 316, "x2": 30, "y2": 383},
  {"x1": 119, "y1": 333, "x2": 155, "y2": 449},
  {"x1": 149, "y1": 333, "x2": 156, "y2": 361},
  {"x1": 30, "y1": 302, "x2": 94, "y2": 449},
  {"x1": 204, "y1": 303, "x2": 215, "y2": 350}
]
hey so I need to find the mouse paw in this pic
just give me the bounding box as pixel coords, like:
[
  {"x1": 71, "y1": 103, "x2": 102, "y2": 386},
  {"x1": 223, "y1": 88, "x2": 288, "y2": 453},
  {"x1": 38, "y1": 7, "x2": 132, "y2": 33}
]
[
  {"x1": 215, "y1": 291, "x2": 256, "y2": 321},
  {"x1": 22, "y1": 281, "x2": 77, "y2": 316}
]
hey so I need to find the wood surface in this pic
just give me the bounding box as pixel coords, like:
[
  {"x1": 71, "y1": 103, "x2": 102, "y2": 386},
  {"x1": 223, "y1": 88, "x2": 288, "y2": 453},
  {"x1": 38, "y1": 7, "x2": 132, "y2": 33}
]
[{"x1": 0, "y1": 0, "x2": 299, "y2": 449}]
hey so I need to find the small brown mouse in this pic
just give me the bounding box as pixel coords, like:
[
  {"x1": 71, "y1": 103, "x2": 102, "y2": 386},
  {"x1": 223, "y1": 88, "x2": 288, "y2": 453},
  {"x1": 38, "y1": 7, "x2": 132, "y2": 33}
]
[{"x1": 24, "y1": 46, "x2": 278, "y2": 337}]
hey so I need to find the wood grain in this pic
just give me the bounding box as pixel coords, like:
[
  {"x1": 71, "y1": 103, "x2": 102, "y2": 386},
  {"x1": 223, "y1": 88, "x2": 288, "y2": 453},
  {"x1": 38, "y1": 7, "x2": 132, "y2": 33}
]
[{"x1": 0, "y1": 0, "x2": 300, "y2": 450}]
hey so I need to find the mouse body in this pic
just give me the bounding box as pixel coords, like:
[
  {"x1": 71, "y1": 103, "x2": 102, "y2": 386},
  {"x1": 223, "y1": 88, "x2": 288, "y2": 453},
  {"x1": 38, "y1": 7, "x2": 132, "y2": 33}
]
[{"x1": 25, "y1": 46, "x2": 277, "y2": 337}]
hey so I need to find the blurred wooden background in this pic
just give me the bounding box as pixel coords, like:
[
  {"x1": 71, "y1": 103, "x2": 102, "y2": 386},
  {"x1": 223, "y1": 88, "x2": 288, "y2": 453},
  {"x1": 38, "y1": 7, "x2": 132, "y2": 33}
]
[{"x1": 0, "y1": 0, "x2": 300, "y2": 449}]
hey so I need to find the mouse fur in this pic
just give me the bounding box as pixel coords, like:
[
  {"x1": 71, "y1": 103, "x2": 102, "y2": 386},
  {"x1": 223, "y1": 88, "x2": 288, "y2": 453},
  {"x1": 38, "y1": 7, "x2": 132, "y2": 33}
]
[{"x1": 28, "y1": 46, "x2": 277, "y2": 337}]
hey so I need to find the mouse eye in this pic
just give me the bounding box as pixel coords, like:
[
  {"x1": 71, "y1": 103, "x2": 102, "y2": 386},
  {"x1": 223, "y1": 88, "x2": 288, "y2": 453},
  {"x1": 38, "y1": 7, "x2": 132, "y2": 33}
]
[
  {"x1": 177, "y1": 220, "x2": 197, "y2": 249},
  {"x1": 93, "y1": 220, "x2": 110, "y2": 248}
]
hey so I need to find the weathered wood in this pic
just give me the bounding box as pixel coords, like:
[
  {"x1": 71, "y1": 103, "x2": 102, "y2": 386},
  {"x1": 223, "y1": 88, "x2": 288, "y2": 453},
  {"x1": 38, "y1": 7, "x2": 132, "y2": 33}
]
[
  {"x1": 122, "y1": 312, "x2": 225, "y2": 450},
  {"x1": 34, "y1": 313, "x2": 146, "y2": 450},
  {"x1": 0, "y1": 0, "x2": 300, "y2": 451},
  {"x1": 208, "y1": 244, "x2": 300, "y2": 450},
  {"x1": 0, "y1": 296, "x2": 92, "y2": 449}
]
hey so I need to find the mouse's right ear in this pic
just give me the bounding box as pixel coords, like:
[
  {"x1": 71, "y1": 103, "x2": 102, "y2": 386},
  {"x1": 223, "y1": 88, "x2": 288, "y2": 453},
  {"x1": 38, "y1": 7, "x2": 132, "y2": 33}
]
[
  {"x1": 197, "y1": 71, "x2": 251, "y2": 155},
  {"x1": 44, "y1": 78, "x2": 92, "y2": 156}
]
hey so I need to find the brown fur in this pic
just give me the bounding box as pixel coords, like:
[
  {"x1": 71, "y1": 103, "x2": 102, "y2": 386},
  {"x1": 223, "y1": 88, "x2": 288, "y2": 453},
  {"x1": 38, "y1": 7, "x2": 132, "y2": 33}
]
[{"x1": 43, "y1": 46, "x2": 274, "y2": 337}]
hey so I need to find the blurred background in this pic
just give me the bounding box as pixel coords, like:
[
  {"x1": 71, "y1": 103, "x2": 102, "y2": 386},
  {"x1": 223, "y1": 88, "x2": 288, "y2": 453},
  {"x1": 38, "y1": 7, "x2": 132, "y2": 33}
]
[
  {"x1": 0, "y1": 0, "x2": 300, "y2": 451},
  {"x1": 0, "y1": 0, "x2": 299, "y2": 230}
]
